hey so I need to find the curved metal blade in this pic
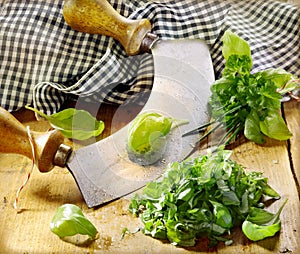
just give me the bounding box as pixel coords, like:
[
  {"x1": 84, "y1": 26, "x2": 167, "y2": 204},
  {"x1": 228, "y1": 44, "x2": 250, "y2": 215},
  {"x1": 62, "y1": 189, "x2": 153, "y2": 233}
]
[{"x1": 67, "y1": 39, "x2": 214, "y2": 208}]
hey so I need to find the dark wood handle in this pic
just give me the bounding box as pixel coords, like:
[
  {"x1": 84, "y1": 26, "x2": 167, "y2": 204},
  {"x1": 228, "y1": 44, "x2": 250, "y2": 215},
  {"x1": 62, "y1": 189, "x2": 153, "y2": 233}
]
[
  {"x1": 0, "y1": 107, "x2": 65, "y2": 172},
  {"x1": 63, "y1": 0, "x2": 152, "y2": 55}
]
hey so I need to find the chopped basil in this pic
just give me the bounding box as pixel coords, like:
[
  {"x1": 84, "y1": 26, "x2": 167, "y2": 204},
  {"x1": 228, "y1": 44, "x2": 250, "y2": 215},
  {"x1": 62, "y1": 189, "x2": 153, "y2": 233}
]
[{"x1": 129, "y1": 148, "x2": 284, "y2": 247}]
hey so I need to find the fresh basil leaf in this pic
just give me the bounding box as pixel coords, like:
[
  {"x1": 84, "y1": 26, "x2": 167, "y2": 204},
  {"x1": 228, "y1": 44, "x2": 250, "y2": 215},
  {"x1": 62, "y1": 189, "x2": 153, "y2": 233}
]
[
  {"x1": 127, "y1": 111, "x2": 188, "y2": 165},
  {"x1": 262, "y1": 183, "x2": 281, "y2": 199},
  {"x1": 166, "y1": 221, "x2": 195, "y2": 247},
  {"x1": 259, "y1": 110, "x2": 292, "y2": 140},
  {"x1": 222, "y1": 191, "x2": 240, "y2": 206},
  {"x1": 221, "y1": 30, "x2": 252, "y2": 70},
  {"x1": 242, "y1": 199, "x2": 287, "y2": 241},
  {"x1": 210, "y1": 201, "x2": 233, "y2": 229},
  {"x1": 244, "y1": 207, "x2": 276, "y2": 225},
  {"x1": 260, "y1": 68, "x2": 293, "y2": 88},
  {"x1": 244, "y1": 110, "x2": 265, "y2": 144},
  {"x1": 242, "y1": 220, "x2": 281, "y2": 241},
  {"x1": 25, "y1": 106, "x2": 105, "y2": 140},
  {"x1": 278, "y1": 79, "x2": 300, "y2": 95},
  {"x1": 50, "y1": 204, "x2": 98, "y2": 240}
]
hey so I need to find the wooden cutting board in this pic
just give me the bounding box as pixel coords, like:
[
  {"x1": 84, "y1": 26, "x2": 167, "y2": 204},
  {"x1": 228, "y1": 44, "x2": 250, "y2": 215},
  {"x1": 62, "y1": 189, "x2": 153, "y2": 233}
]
[{"x1": 0, "y1": 100, "x2": 299, "y2": 253}]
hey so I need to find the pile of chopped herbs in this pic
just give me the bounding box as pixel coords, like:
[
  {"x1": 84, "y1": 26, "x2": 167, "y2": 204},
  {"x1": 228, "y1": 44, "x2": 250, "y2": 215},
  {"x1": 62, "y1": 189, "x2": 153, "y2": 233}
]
[
  {"x1": 129, "y1": 148, "x2": 287, "y2": 247},
  {"x1": 184, "y1": 30, "x2": 299, "y2": 146}
]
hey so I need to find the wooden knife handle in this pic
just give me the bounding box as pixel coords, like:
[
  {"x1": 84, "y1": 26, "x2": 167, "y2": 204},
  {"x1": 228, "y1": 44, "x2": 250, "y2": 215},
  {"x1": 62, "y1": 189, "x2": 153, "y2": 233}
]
[
  {"x1": 0, "y1": 107, "x2": 65, "y2": 173},
  {"x1": 63, "y1": 0, "x2": 153, "y2": 55}
]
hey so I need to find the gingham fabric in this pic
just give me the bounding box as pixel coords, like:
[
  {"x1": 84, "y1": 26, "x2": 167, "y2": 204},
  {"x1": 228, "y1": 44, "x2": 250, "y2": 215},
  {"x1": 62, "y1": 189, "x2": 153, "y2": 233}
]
[{"x1": 1, "y1": 0, "x2": 299, "y2": 114}]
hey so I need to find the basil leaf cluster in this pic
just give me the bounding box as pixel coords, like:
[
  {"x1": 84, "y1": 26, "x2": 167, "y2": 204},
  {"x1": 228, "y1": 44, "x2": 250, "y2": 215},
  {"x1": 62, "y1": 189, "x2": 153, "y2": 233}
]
[
  {"x1": 129, "y1": 148, "x2": 285, "y2": 247},
  {"x1": 185, "y1": 30, "x2": 295, "y2": 145}
]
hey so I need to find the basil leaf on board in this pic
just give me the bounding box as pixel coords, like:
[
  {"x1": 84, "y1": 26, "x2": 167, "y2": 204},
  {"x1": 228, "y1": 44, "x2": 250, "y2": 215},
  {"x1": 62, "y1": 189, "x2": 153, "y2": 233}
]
[
  {"x1": 260, "y1": 68, "x2": 293, "y2": 89},
  {"x1": 128, "y1": 148, "x2": 286, "y2": 247},
  {"x1": 50, "y1": 204, "x2": 98, "y2": 240},
  {"x1": 242, "y1": 199, "x2": 288, "y2": 241},
  {"x1": 25, "y1": 106, "x2": 105, "y2": 140}
]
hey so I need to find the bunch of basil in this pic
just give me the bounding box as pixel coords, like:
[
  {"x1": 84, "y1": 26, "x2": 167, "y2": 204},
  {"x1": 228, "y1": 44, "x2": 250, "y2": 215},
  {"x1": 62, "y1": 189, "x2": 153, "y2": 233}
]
[{"x1": 185, "y1": 30, "x2": 298, "y2": 146}]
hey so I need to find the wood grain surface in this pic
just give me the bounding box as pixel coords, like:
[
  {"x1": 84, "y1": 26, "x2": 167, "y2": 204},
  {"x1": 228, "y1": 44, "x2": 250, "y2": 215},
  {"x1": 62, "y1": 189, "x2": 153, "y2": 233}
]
[{"x1": 0, "y1": 99, "x2": 299, "y2": 254}]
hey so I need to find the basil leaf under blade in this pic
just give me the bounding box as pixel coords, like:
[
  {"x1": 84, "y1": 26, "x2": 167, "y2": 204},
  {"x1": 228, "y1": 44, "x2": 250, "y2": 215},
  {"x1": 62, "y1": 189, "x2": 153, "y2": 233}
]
[
  {"x1": 127, "y1": 111, "x2": 188, "y2": 165},
  {"x1": 26, "y1": 106, "x2": 105, "y2": 140},
  {"x1": 50, "y1": 204, "x2": 98, "y2": 240}
]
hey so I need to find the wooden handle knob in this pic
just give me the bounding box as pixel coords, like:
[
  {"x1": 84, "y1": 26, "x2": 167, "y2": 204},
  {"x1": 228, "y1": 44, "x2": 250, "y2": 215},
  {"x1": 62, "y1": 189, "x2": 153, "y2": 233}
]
[
  {"x1": 0, "y1": 107, "x2": 65, "y2": 172},
  {"x1": 63, "y1": 0, "x2": 152, "y2": 55}
]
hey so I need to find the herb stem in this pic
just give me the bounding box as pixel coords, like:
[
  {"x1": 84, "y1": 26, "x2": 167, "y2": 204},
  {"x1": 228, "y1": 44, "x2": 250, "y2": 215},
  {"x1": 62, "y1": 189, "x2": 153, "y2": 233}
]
[
  {"x1": 222, "y1": 123, "x2": 243, "y2": 146},
  {"x1": 182, "y1": 120, "x2": 216, "y2": 137},
  {"x1": 217, "y1": 122, "x2": 238, "y2": 146},
  {"x1": 196, "y1": 121, "x2": 224, "y2": 144},
  {"x1": 183, "y1": 104, "x2": 244, "y2": 138}
]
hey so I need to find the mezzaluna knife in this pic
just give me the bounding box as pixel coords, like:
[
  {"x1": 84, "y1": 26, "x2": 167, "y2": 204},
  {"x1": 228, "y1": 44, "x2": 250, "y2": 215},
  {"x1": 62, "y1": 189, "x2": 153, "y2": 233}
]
[{"x1": 0, "y1": 0, "x2": 214, "y2": 208}]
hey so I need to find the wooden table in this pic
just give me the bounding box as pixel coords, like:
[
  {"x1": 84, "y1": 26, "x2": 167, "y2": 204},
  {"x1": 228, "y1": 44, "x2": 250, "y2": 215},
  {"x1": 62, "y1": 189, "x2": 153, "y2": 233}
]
[{"x1": 0, "y1": 99, "x2": 299, "y2": 253}]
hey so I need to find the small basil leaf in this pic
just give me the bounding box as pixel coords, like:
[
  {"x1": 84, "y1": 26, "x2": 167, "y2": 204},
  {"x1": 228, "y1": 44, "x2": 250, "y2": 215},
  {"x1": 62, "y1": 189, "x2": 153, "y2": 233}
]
[
  {"x1": 260, "y1": 68, "x2": 293, "y2": 89},
  {"x1": 259, "y1": 110, "x2": 292, "y2": 141},
  {"x1": 210, "y1": 200, "x2": 233, "y2": 229},
  {"x1": 242, "y1": 220, "x2": 281, "y2": 241},
  {"x1": 50, "y1": 204, "x2": 98, "y2": 240},
  {"x1": 242, "y1": 199, "x2": 287, "y2": 241},
  {"x1": 25, "y1": 106, "x2": 105, "y2": 140},
  {"x1": 127, "y1": 111, "x2": 188, "y2": 165},
  {"x1": 244, "y1": 110, "x2": 265, "y2": 144}
]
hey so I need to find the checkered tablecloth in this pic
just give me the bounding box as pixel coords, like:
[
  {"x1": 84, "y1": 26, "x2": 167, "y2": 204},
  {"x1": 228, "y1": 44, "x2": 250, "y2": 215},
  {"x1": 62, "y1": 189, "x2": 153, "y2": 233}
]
[{"x1": 1, "y1": 0, "x2": 299, "y2": 114}]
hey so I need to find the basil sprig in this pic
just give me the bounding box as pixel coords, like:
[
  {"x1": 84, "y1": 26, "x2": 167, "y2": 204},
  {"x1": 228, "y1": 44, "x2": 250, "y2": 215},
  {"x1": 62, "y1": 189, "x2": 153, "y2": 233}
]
[{"x1": 185, "y1": 30, "x2": 297, "y2": 145}]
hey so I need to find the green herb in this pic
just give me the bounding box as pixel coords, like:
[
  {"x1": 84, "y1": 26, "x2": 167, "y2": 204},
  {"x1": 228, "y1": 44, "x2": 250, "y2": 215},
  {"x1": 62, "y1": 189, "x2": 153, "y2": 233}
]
[
  {"x1": 50, "y1": 204, "x2": 98, "y2": 240},
  {"x1": 128, "y1": 148, "x2": 284, "y2": 247},
  {"x1": 127, "y1": 111, "x2": 188, "y2": 165},
  {"x1": 184, "y1": 30, "x2": 297, "y2": 145},
  {"x1": 120, "y1": 227, "x2": 140, "y2": 240},
  {"x1": 26, "y1": 106, "x2": 105, "y2": 140},
  {"x1": 242, "y1": 199, "x2": 288, "y2": 241}
]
